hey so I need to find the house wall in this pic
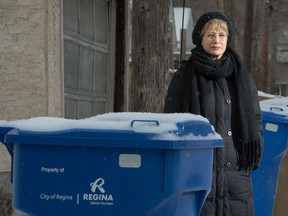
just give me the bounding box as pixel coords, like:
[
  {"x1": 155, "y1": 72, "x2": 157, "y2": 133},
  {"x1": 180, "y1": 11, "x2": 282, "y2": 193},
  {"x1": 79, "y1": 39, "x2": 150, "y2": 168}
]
[
  {"x1": 0, "y1": 0, "x2": 64, "y2": 214},
  {"x1": 268, "y1": 0, "x2": 288, "y2": 96}
]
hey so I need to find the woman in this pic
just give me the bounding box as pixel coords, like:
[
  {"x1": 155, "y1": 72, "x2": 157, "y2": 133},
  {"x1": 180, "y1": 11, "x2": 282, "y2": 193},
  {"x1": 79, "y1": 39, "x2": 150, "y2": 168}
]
[{"x1": 163, "y1": 11, "x2": 263, "y2": 216}]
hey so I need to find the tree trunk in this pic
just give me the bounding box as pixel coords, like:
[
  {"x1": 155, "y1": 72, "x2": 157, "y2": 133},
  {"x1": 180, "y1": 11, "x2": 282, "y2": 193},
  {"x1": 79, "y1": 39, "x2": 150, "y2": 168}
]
[{"x1": 130, "y1": 0, "x2": 172, "y2": 112}]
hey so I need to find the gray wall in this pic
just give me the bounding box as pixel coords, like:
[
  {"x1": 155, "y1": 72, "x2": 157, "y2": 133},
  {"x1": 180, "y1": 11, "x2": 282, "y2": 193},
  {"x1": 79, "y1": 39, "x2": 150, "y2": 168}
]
[{"x1": 0, "y1": 0, "x2": 64, "y2": 214}]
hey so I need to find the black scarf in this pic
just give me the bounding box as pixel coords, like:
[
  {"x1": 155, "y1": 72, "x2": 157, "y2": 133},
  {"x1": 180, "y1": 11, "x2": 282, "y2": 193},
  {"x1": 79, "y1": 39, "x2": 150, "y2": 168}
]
[{"x1": 187, "y1": 46, "x2": 261, "y2": 171}]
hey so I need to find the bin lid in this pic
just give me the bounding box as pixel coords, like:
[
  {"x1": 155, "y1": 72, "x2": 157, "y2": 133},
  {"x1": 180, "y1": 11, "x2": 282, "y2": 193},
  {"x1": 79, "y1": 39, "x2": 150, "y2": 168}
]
[
  {"x1": 261, "y1": 104, "x2": 288, "y2": 124},
  {"x1": 1, "y1": 113, "x2": 223, "y2": 149},
  {"x1": 0, "y1": 127, "x2": 14, "y2": 143}
]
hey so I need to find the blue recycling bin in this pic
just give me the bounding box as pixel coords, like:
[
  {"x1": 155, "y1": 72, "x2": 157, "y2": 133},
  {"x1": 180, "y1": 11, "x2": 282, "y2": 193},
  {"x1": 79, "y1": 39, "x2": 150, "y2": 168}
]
[
  {"x1": 252, "y1": 105, "x2": 288, "y2": 216},
  {"x1": 1, "y1": 113, "x2": 223, "y2": 216}
]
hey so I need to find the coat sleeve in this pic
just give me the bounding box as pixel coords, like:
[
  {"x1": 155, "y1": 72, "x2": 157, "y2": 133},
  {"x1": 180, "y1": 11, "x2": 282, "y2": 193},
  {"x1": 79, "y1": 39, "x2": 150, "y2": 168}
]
[{"x1": 163, "y1": 71, "x2": 184, "y2": 113}]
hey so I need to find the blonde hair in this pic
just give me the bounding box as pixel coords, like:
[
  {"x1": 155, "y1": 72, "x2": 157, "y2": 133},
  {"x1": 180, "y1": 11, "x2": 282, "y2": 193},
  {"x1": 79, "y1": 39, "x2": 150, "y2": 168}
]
[{"x1": 200, "y1": 19, "x2": 229, "y2": 39}]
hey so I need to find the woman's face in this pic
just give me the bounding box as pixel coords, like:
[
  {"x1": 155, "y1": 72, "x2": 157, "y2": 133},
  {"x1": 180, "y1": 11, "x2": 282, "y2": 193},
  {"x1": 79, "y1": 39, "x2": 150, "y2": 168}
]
[{"x1": 201, "y1": 25, "x2": 228, "y2": 61}]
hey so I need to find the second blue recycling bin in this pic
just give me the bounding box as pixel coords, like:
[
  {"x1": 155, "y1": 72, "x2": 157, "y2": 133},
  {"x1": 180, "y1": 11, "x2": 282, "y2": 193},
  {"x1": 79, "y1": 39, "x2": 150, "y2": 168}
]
[
  {"x1": 252, "y1": 105, "x2": 288, "y2": 216},
  {"x1": 1, "y1": 113, "x2": 223, "y2": 216}
]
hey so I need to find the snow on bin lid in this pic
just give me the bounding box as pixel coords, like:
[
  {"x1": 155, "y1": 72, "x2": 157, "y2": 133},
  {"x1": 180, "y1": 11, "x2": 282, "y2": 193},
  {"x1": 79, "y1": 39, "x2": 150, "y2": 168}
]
[
  {"x1": 1, "y1": 113, "x2": 223, "y2": 149},
  {"x1": 260, "y1": 100, "x2": 288, "y2": 124}
]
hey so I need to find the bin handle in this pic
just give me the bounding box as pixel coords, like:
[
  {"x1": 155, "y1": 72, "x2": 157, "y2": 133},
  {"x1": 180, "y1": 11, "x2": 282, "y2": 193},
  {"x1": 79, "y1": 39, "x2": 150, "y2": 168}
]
[
  {"x1": 130, "y1": 120, "x2": 160, "y2": 127},
  {"x1": 270, "y1": 107, "x2": 283, "y2": 112}
]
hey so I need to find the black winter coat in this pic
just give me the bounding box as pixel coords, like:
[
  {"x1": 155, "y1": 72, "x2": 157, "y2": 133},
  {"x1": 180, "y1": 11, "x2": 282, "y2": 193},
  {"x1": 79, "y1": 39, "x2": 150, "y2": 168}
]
[{"x1": 163, "y1": 56, "x2": 263, "y2": 216}]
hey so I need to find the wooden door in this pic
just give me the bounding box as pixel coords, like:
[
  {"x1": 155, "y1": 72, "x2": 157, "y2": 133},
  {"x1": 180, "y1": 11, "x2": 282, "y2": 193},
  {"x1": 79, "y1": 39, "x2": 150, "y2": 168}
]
[{"x1": 63, "y1": 0, "x2": 116, "y2": 119}]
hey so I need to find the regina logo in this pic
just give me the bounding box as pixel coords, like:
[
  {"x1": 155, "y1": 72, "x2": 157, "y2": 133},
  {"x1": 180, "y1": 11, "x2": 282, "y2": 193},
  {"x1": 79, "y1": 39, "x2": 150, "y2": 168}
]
[
  {"x1": 79, "y1": 177, "x2": 114, "y2": 206},
  {"x1": 90, "y1": 178, "x2": 105, "y2": 193}
]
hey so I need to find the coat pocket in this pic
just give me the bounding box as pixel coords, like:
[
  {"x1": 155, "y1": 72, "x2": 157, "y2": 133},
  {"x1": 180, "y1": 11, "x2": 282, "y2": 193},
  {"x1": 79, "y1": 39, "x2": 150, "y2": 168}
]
[{"x1": 226, "y1": 170, "x2": 253, "y2": 200}]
